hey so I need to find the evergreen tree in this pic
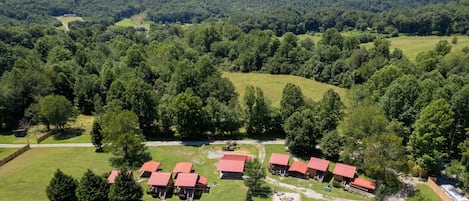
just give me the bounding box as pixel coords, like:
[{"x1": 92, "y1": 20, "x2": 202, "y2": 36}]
[
  {"x1": 77, "y1": 169, "x2": 110, "y2": 201},
  {"x1": 91, "y1": 118, "x2": 103, "y2": 152},
  {"x1": 108, "y1": 171, "x2": 143, "y2": 201},
  {"x1": 46, "y1": 169, "x2": 78, "y2": 201}
]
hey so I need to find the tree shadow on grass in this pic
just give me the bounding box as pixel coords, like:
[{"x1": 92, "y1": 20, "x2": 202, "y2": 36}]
[{"x1": 52, "y1": 128, "x2": 85, "y2": 140}]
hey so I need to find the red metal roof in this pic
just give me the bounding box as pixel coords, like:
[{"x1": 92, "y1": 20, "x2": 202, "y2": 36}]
[
  {"x1": 217, "y1": 159, "x2": 245, "y2": 173},
  {"x1": 172, "y1": 162, "x2": 193, "y2": 173},
  {"x1": 107, "y1": 170, "x2": 119, "y2": 183},
  {"x1": 333, "y1": 163, "x2": 356, "y2": 179},
  {"x1": 174, "y1": 173, "x2": 198, "y2": 187},
  {"x1": 352, "y1": 178, "x2": 376, "y2": 190},
  {"x1": 221, "y1": 154, "x2": 251, "y2": 161},
  {"x1": 269, "y1": 153, "x2": 290, "y2": 166},
  {"x1": 147, "y1": 172, "x2": 172, "y2": 186},
  {"x1": 139, "y1": 161, "x2": 161, "y2": 172},
  {"x1": 198, "y1": 176, "x2": 208, "y2": 185},
  {"x1": 288, "y1": 161, "x2": 308, "y2": 175},
  {"x1": 307, "y1": 157, "x2": 330, "y2": 172},
  {"x1": 107, "y1": 170, "x2": 132, "y2": 183}
]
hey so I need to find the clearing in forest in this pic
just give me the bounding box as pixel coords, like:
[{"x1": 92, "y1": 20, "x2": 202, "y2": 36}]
[
  {"x1": 223, "y1": 72, "x2": 348, "y2": 107},
  {"x1": 56, "y1": 16, "x2": 84, "y2": 31}
]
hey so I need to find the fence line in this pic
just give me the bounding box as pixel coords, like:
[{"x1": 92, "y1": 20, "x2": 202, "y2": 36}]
[
  {"x1": 36, "y1": 132, "x2": 53, "y2": 144},
  {"x1": 427, "y1": 177, "x2": 452, "y2": 201},
  {"x1": 0, "y1": 144, "x2": 30, "y2": 167}
]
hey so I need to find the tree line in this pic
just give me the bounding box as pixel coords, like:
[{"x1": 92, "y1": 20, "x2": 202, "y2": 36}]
[{"x1": 0, "y1": 6, "x2": 468, "y2": 196}]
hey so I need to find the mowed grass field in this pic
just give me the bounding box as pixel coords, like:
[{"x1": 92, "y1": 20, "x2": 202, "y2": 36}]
[
  {"x1": 223, "y1": 72, "x2": 348, "y2": 107},
  {"x1": 115, "y1": 14, "x2": 151, "y2": 30},
  {"x1": 362, "y1": 35, "x2": 469, "y2": 62},
  {"x1": 0, "y1": 145, "x2": 260, "y2": 201}
]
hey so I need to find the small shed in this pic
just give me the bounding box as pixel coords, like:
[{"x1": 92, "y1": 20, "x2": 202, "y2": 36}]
[
  {"x1": 288, "y1": 161, "x2": 308, "y2": 179},
  {"x1": 12, "y1": 128, "x2": 27, "y2": 137},
  {"x1": 174, "y1": 173, "x2": 208, "y2": 201},
  {"x1": 332, "y1": 163, "x2": 356, "y2": 183},
  {"x1": 269, "y1": 153, "x2": 290, "y2": 176},
  {"x1": 147, "y1": 172, "x2": 174, "y2": 199},
  {"x1": 172, "y1": 162, "x2": 193, "y2": 178},
  {"x1": 350, "y1": 178, "x2": 376, "y2": 193},
  {"x1": 307, "y1": 157, "x2": 330, "y2": 182},
  {"x1": 138, "y1": 161, "x2": 161, "y2": 178},
  {"x1": 107, "y1": 170, "x2": 133, "y2": 184}
]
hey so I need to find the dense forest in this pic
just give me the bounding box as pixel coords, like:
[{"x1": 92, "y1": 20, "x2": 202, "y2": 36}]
[{"x1": 0, "y1": 0, "x2": 468, "y2": 198}]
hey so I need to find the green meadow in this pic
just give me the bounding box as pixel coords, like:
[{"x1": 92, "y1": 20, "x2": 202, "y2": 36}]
[
  {"x1": 0, "y1": 145, "x2": 258, "y2": 201},
  {"x1": 362, "y1": 35, "x2": 469, "y2": 62},
  {"x1": 115, "y1": 14, "x2": 152, "y2": 30},
  {"x1": 223, "y1": 72, "x2": 349, "y2": 107}
]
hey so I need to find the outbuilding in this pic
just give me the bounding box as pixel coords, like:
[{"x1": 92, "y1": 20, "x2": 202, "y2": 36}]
[
  {"x1": 172, "y1": 162, "x2": 193, "y2": 178},
  {"x1": 350, "y1": 178, "x2": 376, "y2": 193},
  {"x1": 307, "y1": 157, "x2": 330, "y2": 182},
  {"x1": 174, "y1": 173, "x2": 208, "y2": 201},
  {"x1": 288, "y1": 161, "x2": 308, "y2": 179},
  {"x1": 268, "y1": 153, "x2": 290, "y2": 176},
  {"x1": 138, "y1": 161, "x2": 161, "y2": 178},
  {"x1": 332, "y1": 163, "x2": 356, "y2": 183},
  {"x1": 147, "y1": 172, "x2": 174, "y2": 199}
]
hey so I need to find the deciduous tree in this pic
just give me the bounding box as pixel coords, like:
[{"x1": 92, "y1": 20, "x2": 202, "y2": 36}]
[
  {"x1": 38, "y1": 95, "x2": 77, "y2": 130},
  {"x1": 101, "y1": 108, "x2": 151, "y2": 168},
  {"x1": 408, "y1": 99, "x2": 454, "y2": 173}
]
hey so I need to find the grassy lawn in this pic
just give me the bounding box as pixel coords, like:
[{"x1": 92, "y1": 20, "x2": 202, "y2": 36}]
[
  {"x1": 223, "y1": 72, "x2": 349, "y2": 107},
  {"x1": 0, "y1": 132, "x2": 36, "y2": 144},
  {"x1": 56, "y1": 16, "x2": 84, "y2": 31},
  {"x1": 362, "y1": 35, "x2": 469, "y2": 62},
  {"x1": 0, "y1": 148, "x2": 19, "y2": 159},
  {"x1": 0, "y1": 148, "x2": 112, "y2": 201},
  {"x1": 115, "y1": 14, "x2": 151, "y2": 30},
  {"x1": 406, "y1": 184, "x2": 442, "y2": 201},
  {"x1": 40, "y1": 115, "x2": 94, "y2": 144},
  {"x1": 0, "y1": 144, "x2": 258, "y2": 201}
]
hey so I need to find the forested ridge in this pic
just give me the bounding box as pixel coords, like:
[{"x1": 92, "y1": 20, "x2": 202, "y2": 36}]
[{"x1": 0, "y1": 0, "x2": 468, "y2": 197}]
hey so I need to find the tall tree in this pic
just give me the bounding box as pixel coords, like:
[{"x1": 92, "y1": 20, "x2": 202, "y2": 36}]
[
  {"x1": 38, "y1": 95, "x2": 77, "y2": 130},
  {"x1": 91, "y1": 118, "x2": 103, "y2": 152},
  {"x1": 284, "y1": 109, "x2": 322, "y2": 156},
  {"x1": 108, "y1": 171, "x2": 143, "y2": 201},
  {"x1": 101, "y1": 108, "x2": 151, "y2": 168},
  {"x1": 408, "y1": 99, "x2": 454, "y2": 173},
  {"x1": 319, "y1": 130, "x2": 344, "y2": 159},
  {"x1": 169, "y1": 89, "x2": 207, "y2": 139},
  {"x1": 76, "y1": 169, "x2": 110, "y2": 201},
  {"x1": 46, "y1": 169, "x2": 78, "y2": 201},
  {"x1": 243, "y1": 86, "x2": 271, "y2": 135},
  {"x1": 318, "y1": 89, "x2": 344, "y2": 131},
  {"x1": 279, "y1": 83, "x2": 305, "y2": 121},
  {"x1": 450, "y1": 85, "x2": 469, "y2": 158},
  {"x1": 362, "y1": 133, "x2": 407, "y2": 179}
]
